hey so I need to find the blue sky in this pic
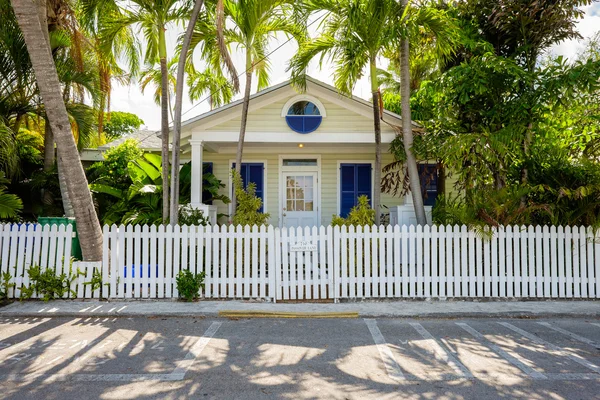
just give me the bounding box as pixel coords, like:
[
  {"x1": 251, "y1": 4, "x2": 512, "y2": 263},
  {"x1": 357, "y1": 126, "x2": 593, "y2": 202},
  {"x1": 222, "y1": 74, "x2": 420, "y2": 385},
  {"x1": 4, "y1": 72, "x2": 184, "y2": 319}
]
[{"x1": 110, "y1": 4, "x2": 600, "y2": 130}]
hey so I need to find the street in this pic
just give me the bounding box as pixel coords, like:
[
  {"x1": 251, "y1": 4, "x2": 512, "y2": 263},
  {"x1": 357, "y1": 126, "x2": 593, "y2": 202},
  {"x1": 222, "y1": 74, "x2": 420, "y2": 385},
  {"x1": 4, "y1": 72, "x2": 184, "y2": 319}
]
[{"x1": 1, "y1": 316, "x2": 600, "y2": 399}]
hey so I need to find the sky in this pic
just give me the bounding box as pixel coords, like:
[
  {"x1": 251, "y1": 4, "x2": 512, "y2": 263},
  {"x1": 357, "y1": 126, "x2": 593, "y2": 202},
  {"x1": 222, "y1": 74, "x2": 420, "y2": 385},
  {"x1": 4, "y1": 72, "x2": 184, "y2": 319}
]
[{"x1": 110, "y1": 4, "x2": 600, "y2": 131}]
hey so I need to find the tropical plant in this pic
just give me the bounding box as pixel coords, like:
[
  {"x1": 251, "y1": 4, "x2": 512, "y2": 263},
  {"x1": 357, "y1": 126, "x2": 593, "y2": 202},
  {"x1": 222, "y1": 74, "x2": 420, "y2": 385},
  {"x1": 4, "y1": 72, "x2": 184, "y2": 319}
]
[
  {"x1": 0, "y1": 171, "x2": 22, "y2": 220},
  {"x1": 102, "y1": 111, "x2": 145, "y2": 142},
  {"x1": 11, "y1": 0, "x2": 104, "y2": 261},
  {"x1": 91, "y1": 0, "x2": 193, "y2": 224},
  {"x1": 20, "y1": 264, "x2": 78, "y2": 301},
  {"x1": 175, "y1": 269, "x2": 205, "y2": 301},
  {"x1": 231, "y1": 170, "x2": 269, "y2": 226},
  {"x1": 209, "y1": 0, "x2": 304, "y2": 218},
  {"x1": 331, "y1": 195, "x2": 375, "y2": 227}
]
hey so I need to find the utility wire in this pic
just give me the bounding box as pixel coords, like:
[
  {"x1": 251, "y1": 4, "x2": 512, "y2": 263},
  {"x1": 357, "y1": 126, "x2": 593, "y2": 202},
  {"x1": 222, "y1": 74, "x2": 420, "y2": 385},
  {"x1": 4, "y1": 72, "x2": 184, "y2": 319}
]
[{"x1": 180, "y1": 11, "x2": 330, "y2": 119}]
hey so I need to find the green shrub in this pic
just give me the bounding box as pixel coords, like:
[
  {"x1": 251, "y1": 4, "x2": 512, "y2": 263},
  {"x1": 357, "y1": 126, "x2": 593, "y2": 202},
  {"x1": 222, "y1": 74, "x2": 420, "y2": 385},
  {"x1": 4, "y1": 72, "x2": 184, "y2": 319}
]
[
  {"x1": 0, "y1": 270, "x2": 15, "y2": 300},
  {"x1": 178, "y1": 204, "x2": 210, "y2": 226},
  {"x1": 231, "y1": 170, "x2": 270, "y2": 226},
  {"x1": 331, "y1": 195, "x2": 375, "y2": 227},
  {"x1": 21, "y1": 265, "x2": 78, "y2": 301},
  {"x1": 176, "y1": 269, "x2": 205, "y2": 301}
]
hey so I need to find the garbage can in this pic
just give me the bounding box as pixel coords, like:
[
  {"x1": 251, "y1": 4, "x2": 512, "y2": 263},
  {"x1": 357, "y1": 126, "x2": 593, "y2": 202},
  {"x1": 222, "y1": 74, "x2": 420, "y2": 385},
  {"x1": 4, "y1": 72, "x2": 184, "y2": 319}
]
[{"x1": 37, "y1": 217, "x2": 82, "y2": 260}]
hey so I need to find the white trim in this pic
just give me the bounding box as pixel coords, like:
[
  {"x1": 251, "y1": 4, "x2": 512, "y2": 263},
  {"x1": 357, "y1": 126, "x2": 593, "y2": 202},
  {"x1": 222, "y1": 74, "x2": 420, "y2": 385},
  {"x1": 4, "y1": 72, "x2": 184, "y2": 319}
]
[
  {"x1": 191, "y1": 131, "x2": 397, "y2": 144},
  {"x1": 336, "y1": 160, "x2": 375, "y2": 216},
  {"x1": 228, "y1": 159, "x2": 269, "y2": 220},
  {"x1": 278, "y1": 155, "x2": 322, "y2": 228},
  {"x1": 280, "y1": 94, "x2": 327, "y2": 117}
]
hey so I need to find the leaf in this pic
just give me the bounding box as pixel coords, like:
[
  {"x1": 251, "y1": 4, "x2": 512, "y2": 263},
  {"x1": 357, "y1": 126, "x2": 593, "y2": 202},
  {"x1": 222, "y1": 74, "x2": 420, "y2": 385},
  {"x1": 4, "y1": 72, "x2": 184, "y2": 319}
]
[{"x1": 89, "y1": 184, "x2": 124, "y2": 198}]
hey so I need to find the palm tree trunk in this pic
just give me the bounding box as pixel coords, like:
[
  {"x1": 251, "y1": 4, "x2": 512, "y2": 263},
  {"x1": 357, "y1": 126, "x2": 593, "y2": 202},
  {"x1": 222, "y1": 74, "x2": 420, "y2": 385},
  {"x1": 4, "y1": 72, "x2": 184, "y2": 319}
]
[
  {"x1": 231, "y1": 50, "x2": 253, "y2": 220},
  {"x1": 158, "y1": 26, "x2": 170, "y2": 224},
  {"x1": 370, "y1": 60, "x2": 382, "y2": 226},
  {"x1": 400, "y1": 0, "x2": 427, "y2": 226},
  {"x1": 12, "y1": 0, "x2": 103, "y2": 260},
  {"x1": 57, "y1": 152, "x2": 75, "y2": 217},
  {"x1": 170, "y1": 0, "x2": 205, "y2": 224}
]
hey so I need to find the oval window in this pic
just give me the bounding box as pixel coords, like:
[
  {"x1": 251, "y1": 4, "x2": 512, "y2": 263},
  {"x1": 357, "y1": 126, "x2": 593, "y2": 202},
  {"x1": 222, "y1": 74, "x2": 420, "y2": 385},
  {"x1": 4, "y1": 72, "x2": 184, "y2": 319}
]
[{"x1": 286, "y1": 101, "x2": 322, "y2": 134}]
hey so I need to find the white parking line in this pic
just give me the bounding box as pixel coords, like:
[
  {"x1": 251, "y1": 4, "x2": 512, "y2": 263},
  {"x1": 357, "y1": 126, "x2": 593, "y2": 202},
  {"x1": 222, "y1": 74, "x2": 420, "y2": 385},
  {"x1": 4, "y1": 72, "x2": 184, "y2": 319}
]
[
  {"x1": 456, "y1": 322, "x2": 548, "y2": 380},
  {"x1": 538, "y1": 322, "x2": 600, "y2": 349},
  {"x1": 364, "y1": 319, "x2": 405, "y2": 381},
  {"x1": 170, "y1": 321, "x2": 222, "y2": 378},
  {"x1": 409, "y1": 322, "x2": 474, "y2": 379},
  {"x1": 498, "y1": 322, "x2": 600, "y2": 375},
  {"x1": 0, "y1": 321, "x2": 222, "y2": 383},
  {"x1": 591, "y1": 323, "x2": 600, "y2": 330}
]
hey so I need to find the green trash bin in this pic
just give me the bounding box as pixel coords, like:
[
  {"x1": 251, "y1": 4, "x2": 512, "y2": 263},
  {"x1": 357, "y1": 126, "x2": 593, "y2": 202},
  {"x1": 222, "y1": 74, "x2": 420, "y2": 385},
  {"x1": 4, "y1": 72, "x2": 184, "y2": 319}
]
[{"x1": 37, "y1": 217, "x2": 82, "y2": 260}]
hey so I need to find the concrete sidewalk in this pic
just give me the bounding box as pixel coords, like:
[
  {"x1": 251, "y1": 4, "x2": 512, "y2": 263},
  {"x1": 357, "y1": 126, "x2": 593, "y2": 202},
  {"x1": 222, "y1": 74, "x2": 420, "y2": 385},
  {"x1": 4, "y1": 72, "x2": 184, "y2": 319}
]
[{"x1": 1, "y1": 299, "x2": 599, "y2": 318}]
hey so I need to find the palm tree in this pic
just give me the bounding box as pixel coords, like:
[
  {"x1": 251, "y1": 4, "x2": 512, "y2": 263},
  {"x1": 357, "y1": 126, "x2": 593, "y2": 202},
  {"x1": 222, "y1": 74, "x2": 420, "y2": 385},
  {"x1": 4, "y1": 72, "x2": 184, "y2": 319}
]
[
  {"x1": 93, "y1": 0, "x2": 191, "y2": 224},
  {"x1": 210, "y1": 0, "x2": 304, "y2": 219},
  {"x1": 139, "y1": 58, "x2": 177, "y2": 121},
  {"x1": 169, "y1": 0, "x2": 204, "y2": 225},
  {"x1": 289, "y1": 0, "x2": 396, "y2": 225},
  {"x1": 11, "y1": 0, "x2": 103, "y2": 260}
]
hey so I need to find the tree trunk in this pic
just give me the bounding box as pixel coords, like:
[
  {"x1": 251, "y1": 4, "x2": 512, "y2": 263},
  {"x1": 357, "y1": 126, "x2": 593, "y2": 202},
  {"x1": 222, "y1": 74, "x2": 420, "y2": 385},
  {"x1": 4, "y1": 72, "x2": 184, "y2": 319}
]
[
  {"x1": 12, "y1": 0, "x2": 103, "y2": 260},
  {"x1": 231, "y1": 50, "x2": 253, "y2": 221},
  {"x1": 370, "y1": 60, "x2": 382, "y2": 226},
  {"x1": 170, "y1": 0, "x2": 205, "y2": 224},
  {"x1": 400, "y1": 0, "x2": 427, "y2": 226},
  {"x1": 56, "y1": 152, "x2": 75, "y2": 217},
  {"x1": 158, "y1": 27, "x2": 170, "y2": 224}
]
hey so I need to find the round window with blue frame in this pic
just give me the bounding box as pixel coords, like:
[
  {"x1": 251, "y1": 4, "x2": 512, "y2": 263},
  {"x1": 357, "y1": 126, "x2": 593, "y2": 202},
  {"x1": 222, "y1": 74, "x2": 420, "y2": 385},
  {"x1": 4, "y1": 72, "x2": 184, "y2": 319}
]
[{"x1": 286, "y1": 101, "x2": 322, "y2": 134}]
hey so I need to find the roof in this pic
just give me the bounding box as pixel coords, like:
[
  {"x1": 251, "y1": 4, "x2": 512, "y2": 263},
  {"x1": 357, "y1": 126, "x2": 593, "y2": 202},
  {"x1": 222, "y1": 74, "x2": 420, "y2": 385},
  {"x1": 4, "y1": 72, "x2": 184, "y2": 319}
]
[
  {"x1": 178, "y1": 75, "x2": 419, "y2": 131},
  {"x1": 99, "y1": 129, "x2": 162, "y2": 151}
]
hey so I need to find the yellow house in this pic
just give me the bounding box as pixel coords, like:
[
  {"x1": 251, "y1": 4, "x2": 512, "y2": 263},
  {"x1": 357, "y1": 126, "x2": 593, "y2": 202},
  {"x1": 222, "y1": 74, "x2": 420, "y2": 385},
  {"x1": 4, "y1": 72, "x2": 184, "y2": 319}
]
[{"x1": 176, "y1": 76, "x2": 439, "y2": 227}]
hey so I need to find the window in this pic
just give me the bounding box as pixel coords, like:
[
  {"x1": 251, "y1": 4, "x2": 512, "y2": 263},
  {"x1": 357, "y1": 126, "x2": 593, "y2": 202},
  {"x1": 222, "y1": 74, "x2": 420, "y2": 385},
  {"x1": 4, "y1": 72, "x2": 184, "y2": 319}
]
[
  {"x1": 202, "y1": 162, "x2": 213, "y2": 204},
  {"x1": 232, "y1": 162, "x2": 265, "y2": 212},
  {"x1": 285, "y1": 101, "x2": 322, "y2": 134},
  {"x1": 340, "y1": 163, "x2": 372, "y2": 217},
  {"x1": 418, "y1": 164, "x2": 438, "y2": 206},
  {"x1": 282, "y1": 159, "x2": 318, "y2": 167}
]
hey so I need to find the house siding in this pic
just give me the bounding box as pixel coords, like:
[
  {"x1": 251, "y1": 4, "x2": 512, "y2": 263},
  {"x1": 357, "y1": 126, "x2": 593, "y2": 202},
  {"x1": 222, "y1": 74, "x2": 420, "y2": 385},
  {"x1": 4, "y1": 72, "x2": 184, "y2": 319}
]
[{"x1": 203, "y1": 151, "x2": 412, "y2": 226}]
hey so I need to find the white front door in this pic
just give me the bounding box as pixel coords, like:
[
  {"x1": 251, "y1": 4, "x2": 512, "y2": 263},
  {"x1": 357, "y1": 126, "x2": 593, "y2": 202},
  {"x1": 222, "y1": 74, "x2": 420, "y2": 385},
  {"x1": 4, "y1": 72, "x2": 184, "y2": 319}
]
[{"x1": 283, "y1": 173, "x2": 318, "y2": 228}]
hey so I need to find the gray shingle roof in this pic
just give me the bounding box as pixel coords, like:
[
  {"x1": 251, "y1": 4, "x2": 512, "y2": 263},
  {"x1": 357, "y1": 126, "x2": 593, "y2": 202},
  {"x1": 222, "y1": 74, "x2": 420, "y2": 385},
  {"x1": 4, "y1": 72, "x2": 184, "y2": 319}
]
[{"x1": 99, "y1": 129, "x2": 162, "y2": 151}]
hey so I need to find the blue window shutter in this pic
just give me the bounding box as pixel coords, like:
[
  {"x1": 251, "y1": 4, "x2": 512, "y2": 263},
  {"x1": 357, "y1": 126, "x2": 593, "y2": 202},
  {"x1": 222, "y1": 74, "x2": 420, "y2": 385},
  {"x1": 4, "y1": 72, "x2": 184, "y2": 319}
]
[
  {"x1": 202, "y1": 162, "x2": 213, "y2": 204},
  {"x1": 232, "y1": 162, "x2": 264, "y2": 213},
  {"x1": 340, "y1": 163, "x2": 372, "y2": 218}
]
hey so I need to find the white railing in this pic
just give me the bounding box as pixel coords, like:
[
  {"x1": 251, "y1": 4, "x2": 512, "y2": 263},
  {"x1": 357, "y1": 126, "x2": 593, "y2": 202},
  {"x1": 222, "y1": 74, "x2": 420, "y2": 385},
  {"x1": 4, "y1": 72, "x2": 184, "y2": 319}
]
[{"x1": 1, "y1": 223, "x2": 599, "y2": 301}]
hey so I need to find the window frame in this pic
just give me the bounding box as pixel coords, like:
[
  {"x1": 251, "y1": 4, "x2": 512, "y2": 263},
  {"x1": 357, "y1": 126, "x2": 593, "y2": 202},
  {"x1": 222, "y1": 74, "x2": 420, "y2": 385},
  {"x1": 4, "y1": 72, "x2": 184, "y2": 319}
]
[
  {"x1": 336, "y1": 161, "x2": 374, "y2": 217},
  {"x1": 228, "y1": 159, "x2": 268, "y2": 215}
]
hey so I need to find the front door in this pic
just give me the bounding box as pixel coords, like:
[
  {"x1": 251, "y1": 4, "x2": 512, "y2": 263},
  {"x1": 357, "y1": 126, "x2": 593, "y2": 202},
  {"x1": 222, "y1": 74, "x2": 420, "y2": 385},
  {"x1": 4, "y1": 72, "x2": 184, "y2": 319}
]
[{"x1": 283, "y1": 173, "x2": 318, "y2": 228}]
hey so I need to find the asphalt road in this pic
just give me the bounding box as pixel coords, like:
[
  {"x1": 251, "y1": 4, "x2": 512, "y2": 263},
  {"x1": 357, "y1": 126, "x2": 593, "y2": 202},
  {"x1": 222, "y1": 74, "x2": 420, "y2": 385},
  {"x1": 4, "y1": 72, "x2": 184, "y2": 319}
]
[{"x1": 1, "y1": 316, "x2": 600, "y2": 399}]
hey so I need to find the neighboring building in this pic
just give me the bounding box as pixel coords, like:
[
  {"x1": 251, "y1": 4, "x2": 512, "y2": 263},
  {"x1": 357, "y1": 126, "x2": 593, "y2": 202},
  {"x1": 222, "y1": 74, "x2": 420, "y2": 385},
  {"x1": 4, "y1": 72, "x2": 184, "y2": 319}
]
[{"x1": 177, "y1": 76, "x2": 446, "y2": 227}]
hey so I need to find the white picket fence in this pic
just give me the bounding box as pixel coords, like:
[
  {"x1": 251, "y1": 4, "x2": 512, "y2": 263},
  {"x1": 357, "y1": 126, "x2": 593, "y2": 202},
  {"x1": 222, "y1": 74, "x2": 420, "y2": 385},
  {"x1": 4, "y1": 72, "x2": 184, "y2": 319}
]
[
  {"x1": 0, "y1": 223, "x2": 98, "y2": 299},
  {"x1": 1, "y1": 223, "x2": 599, "y2": 301}
]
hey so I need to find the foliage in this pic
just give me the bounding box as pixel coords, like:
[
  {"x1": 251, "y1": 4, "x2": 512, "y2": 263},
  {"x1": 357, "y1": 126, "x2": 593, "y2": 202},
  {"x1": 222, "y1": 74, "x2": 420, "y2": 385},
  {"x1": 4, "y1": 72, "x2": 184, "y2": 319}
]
[
  {"x1": 175, "y1": 269, "x2": 205, "y2": 302},
  {"x1": 231, "y1": 170, "x2": 269, "y2": 226},
  {"x1": 84, "y1": 268, "x2": 106, "y2": 293},
  {"x1": 103, "y1": 111, "x2": 145, "y2": 142},
  {"x1": 331, "y1": 195, "x2": 375, "y2": 227},
  {"x1": 178, "y1": 204, "x2": 210, "y2": 226},
  {"x1": 0, "y1": 269, "x2": 15, "y2": 300},
  {"x1": 20, "y1": 265, "x2": 78, "y2": 301},
  {"x1": 90, "y1": 150, "x2": 228, "y2": 225},
  {"x1": 0, "y1": 171, "x2": 22, "y2": 220}
]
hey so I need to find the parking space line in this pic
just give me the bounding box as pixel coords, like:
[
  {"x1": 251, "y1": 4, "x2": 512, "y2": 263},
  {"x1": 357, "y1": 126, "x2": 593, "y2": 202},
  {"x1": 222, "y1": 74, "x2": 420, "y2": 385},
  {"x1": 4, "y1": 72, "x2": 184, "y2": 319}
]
[
  {"x1": 590, "y1": 323, "x2": 600, "y2": 329},
  {"x1": 364, "y1": 319, "x2": 405, "y2": 381},
  {"x1": 170, "y1": 321, "x2": 222, "y2": 378},
  {"x1": 456, "y1": 322, "x2": 548, "y2": 380},
  {"x1": 498, "y1": 322, "x2": 600, "y2": 375},
  {"x1": 409, "y1": 322, "x2": 474, "y2": 379},
  {"x1": 538, "y1": 322, "x2": 600, "y2": 349}
]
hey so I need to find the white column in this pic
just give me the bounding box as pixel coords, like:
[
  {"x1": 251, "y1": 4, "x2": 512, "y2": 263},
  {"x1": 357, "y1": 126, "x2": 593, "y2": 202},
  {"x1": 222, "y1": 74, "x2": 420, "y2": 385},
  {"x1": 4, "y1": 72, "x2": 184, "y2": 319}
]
[{"x1": 190, "y1": 140, "x2": 204, "y2": 206}]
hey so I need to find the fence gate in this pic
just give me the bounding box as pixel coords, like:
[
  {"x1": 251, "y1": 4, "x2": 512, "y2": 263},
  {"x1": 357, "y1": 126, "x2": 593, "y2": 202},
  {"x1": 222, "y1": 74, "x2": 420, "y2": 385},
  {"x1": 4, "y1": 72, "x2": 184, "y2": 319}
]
[{"x1": 275, "y1": 226, "x2": 335, "y2": 301}]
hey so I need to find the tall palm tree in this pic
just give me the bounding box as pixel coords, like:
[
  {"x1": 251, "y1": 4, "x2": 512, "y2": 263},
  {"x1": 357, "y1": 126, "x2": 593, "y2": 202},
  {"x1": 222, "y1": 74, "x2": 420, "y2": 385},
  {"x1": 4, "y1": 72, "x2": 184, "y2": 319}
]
[
  {"x1": 92, "y1": 0, "x2": 191, "y2": 224},
  {"x1": 169, "y1": 0, "x2": 204, "y2": 224},
  {"x1": 289, "y1": 0, "x2": 396, "y2": 225},
  {"x1": 208, "y1": 0, "x2": 304, "y2": 219},
  {"x1": 10, "y1": 0, "x2": 103, "y2": 260}
]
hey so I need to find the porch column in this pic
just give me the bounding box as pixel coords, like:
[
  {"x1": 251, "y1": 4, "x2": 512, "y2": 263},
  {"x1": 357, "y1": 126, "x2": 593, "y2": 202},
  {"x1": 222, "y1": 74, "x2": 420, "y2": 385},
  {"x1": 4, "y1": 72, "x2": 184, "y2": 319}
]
[{"x1": 190, "y1": 140, "x2": 204, "y2": 206}]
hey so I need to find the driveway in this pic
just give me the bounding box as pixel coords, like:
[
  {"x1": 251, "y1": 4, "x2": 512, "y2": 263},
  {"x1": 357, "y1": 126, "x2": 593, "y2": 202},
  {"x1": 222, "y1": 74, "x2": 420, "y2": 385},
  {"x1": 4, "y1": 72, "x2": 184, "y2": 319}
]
[{"x1": 1, "y1": 316, "x2": 599, "y2": 399}]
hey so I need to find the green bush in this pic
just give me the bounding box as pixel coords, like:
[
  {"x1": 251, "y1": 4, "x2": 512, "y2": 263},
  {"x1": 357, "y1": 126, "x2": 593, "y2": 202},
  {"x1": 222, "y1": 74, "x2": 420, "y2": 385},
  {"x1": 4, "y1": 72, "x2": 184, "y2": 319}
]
[
  {"x1": 21, "y1": 265, "x2": 78, "y2": 301},
  {"x1": 231, "y1": 170, "x2": 270, "y2": 226},
  {"x1": 331, "y1": 195, "x2": 375, "y2": 227},
  {"x1": 176, "y1": 269, "x2": 205, "y2": 301},
  {"x1": 178, "y1": 204, "x2": 210, "y2": 226},
  {"x1": 0, "y1": 270, "x2": 15, "y2": 300}
]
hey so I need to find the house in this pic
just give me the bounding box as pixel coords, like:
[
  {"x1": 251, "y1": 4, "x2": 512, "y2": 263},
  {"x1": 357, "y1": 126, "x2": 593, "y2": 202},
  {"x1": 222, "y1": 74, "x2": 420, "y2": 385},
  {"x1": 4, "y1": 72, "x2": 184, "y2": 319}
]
[{"x1": 177, "y1": 76, "x2": 445, "y2": 227}]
